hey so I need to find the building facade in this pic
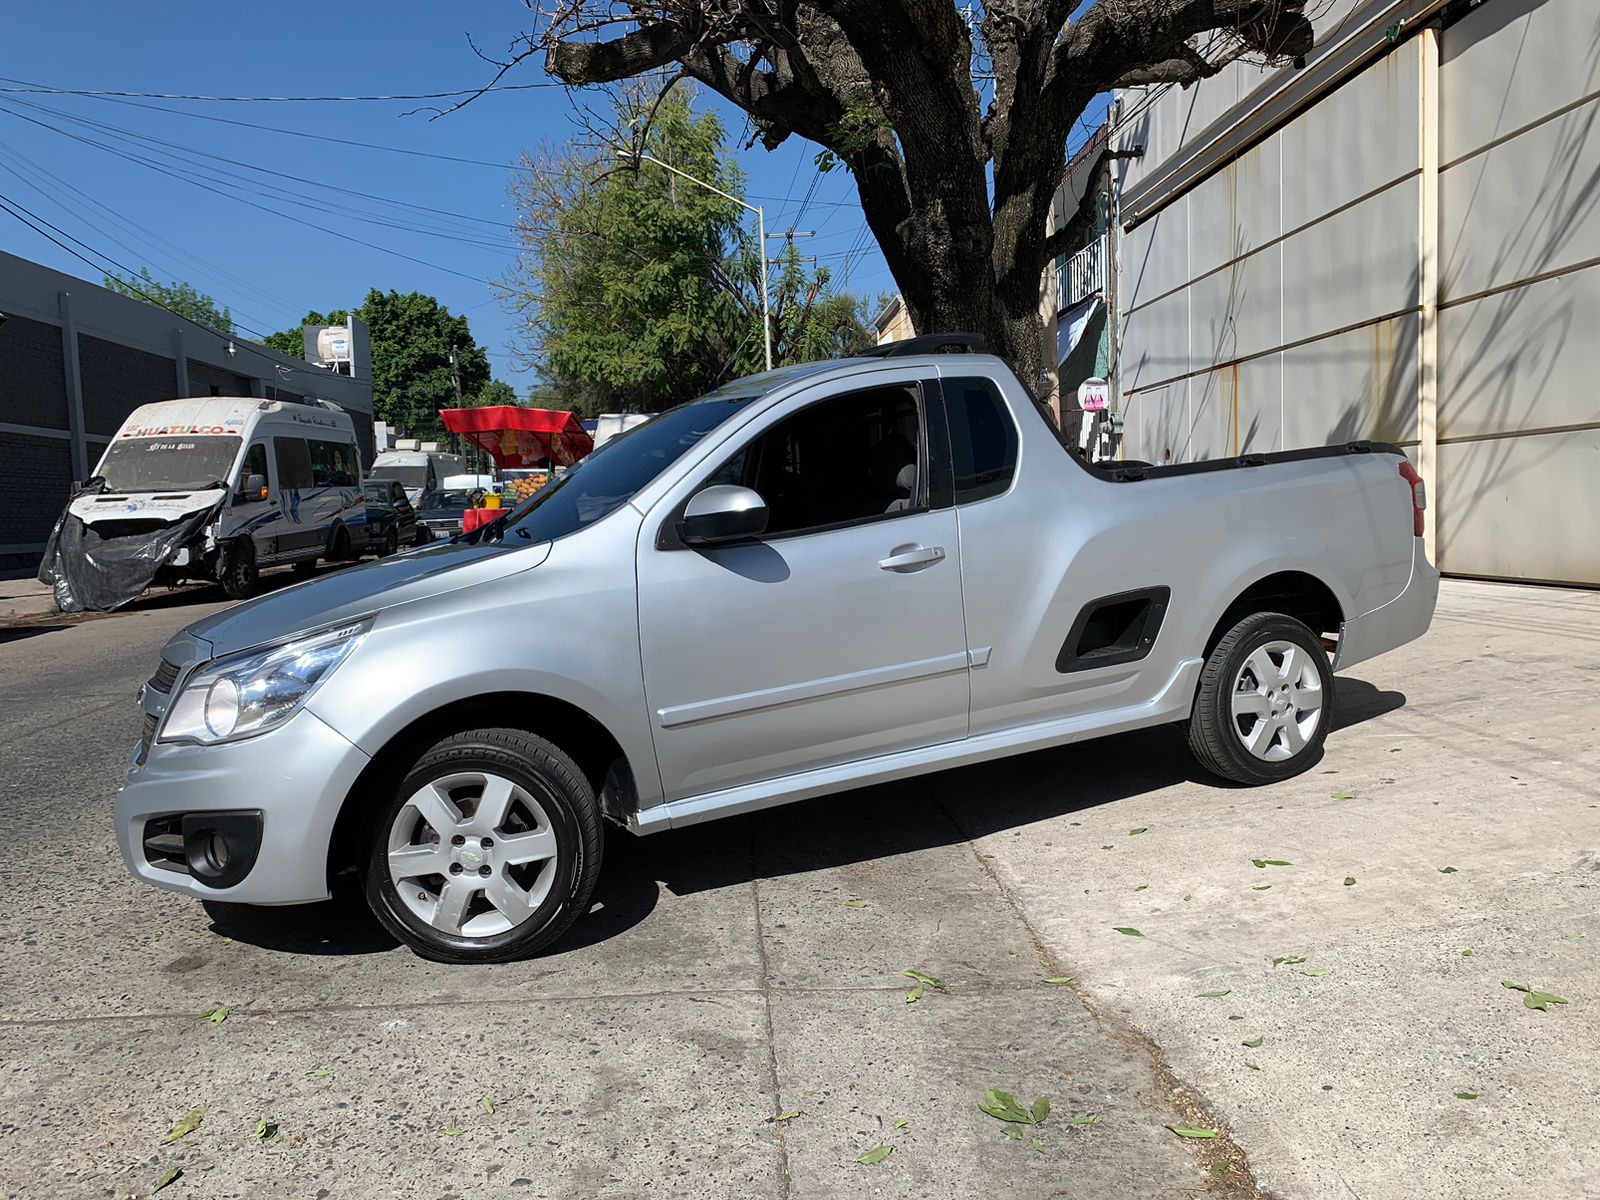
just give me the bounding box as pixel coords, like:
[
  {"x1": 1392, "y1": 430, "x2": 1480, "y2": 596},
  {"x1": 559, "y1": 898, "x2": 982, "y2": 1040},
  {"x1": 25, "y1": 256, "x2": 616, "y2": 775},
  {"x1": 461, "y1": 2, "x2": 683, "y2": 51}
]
[
  {"x1": 0, "y1": 251, "x2": 373, "y2": 571},
  {"x1": 1113, "y1": 0, "x2": 1598, "y2": 585}
]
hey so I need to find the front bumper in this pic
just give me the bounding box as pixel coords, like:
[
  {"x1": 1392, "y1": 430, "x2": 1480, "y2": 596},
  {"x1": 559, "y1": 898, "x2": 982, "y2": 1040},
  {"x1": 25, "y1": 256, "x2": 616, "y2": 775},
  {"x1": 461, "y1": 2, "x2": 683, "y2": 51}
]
[
  {"x1": 115, "y1": 707, "x2": 371, "y2": 905},
  {"x1": 1334, "y1": 539, "x2": 1441, "y2": 672}
]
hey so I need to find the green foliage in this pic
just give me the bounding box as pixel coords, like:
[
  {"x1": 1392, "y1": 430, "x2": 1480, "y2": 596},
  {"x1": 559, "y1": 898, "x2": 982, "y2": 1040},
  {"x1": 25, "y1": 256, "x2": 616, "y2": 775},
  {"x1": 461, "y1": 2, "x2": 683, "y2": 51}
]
[
  {"x1": 103, "y1": 268, "x2": 234, "y2": 335},
  {"x1": 504, "y1": 86, "x2": 871, "y2": 415},
  {"x1": 263, "y1": 291, "x2": 492, "y2": 437},
  {"x1": 475, "y1": 379, "x2": 518, "y2": 407}
]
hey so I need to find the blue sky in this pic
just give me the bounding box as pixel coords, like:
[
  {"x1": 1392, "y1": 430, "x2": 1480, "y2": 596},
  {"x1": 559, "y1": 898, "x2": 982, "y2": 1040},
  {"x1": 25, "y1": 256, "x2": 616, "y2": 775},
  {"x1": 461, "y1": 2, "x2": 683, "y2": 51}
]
[{"x1": 0, "y1": 2, "x2": 896, "y2": 389}]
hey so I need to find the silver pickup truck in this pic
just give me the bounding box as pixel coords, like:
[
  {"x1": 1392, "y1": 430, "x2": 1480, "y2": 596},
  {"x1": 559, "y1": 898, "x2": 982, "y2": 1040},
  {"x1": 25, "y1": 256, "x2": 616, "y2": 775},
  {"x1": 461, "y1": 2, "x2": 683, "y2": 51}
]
[{"x1": 117, "y1": 336, "x2": 1438, "y2": 962}]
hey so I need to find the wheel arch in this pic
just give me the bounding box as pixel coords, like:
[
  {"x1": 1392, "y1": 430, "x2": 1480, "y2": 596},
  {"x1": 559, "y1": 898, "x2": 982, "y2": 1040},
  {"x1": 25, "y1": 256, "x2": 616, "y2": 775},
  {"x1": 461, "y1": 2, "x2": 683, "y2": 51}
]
[
  {"x1": 1201, "y1": 569, "x2": 1345, "y2": 662},
  {"x1": 327, "y1": 690, "x2": 636, "y2": 892}
]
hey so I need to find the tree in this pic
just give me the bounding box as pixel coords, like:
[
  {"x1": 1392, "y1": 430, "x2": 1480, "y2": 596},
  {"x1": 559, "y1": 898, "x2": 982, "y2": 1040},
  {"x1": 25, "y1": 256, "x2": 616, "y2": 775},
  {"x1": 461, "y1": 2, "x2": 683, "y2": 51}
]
[
  {"x1": 103, "y1": 268, "x2": 234, "y2": 335},
  {"x1": 476, "y1": 379, "x2": 518, "y2": 406},
  {"x1": 502, "y1": 86, "x2": 871, "y2": 413},
  {"x1": 514, "y1": 0, "x2": 1313, "y2": 394},
  {"x1": 263, "y1": 290, "x2": 491, "y2": 437}
]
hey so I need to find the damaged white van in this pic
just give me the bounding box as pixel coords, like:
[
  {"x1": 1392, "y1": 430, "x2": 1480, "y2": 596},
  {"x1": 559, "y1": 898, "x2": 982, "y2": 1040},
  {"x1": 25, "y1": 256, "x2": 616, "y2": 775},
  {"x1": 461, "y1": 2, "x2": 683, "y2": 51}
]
[{"x1": 38, "y1": 397, "x2": 366, "y2": 612}]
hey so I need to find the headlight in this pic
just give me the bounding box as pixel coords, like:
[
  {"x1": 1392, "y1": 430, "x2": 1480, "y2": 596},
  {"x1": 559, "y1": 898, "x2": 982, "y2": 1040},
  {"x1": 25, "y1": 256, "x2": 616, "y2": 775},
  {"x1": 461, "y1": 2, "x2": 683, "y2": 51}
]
[{"x1": 159, "y1": 618, "x2": 371, "y2": 746}]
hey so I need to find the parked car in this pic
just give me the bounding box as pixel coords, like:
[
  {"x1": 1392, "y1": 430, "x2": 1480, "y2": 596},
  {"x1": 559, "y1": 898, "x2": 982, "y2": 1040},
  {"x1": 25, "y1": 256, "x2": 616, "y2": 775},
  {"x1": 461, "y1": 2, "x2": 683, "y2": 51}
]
[
  {"x1": 368, "y1": 449, "x2": 463, "y2": 507},
  {"x1": 362, "y1": 479, "x2": 419, "y2": 548},
  {"x1": 116, "y1": 335, "x2": 1438, "y2": 964},
  {"x1": 414, "y1": 488, "x2": 477, "y2": 541},
  {"x1": 39, "y1": 396, "x2": 363, "y2": 610}
]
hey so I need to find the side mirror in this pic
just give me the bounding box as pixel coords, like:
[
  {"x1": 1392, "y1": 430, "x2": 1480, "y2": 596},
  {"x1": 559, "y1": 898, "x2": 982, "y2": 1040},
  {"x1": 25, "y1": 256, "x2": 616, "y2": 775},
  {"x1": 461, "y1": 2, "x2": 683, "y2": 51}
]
[
  {"x1": 243, "y1": 473, "x2": 267, "y2": 501},
  {"x1": 678, "y1": 485, "x2": 768, "y2": 546}
]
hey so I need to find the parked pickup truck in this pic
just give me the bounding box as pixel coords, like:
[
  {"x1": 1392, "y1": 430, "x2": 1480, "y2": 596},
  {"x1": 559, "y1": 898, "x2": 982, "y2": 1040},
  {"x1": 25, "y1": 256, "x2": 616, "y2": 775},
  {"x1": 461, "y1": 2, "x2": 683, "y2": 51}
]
[{"x1": 117, "y1": 336, "x2": 1438, "y2": 963}]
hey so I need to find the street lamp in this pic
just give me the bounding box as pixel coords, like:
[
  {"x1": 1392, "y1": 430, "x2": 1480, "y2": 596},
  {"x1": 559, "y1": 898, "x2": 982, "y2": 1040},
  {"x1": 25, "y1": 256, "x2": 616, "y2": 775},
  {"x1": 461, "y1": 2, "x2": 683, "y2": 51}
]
[{"x1": 619, "y1": 149, "x2": 772, "y2": 372}]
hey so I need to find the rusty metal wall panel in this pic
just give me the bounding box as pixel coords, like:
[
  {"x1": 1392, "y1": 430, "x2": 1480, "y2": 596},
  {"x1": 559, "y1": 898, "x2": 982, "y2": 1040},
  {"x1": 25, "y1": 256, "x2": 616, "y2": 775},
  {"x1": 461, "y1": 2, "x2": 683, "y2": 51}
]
[{"x1": 1281, "y1": 314, "x2": 1419, "y2": 449}]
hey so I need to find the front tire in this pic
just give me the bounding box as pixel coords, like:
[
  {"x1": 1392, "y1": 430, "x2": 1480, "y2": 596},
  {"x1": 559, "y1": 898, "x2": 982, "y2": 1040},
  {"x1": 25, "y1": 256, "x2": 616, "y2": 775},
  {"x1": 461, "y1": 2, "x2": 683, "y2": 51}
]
[
  {"x1": 220, "y1": 538, "x2": 258, "y2": 600},
  {"x1": 380, "y1": 526, "x2": 399, "y2": 557},
  {"x1": 1186, "y1": 612, "x2": 1334, "y2": 785},
  {"x1": 363, "y1": 728, "x2": 603, "y2": 963}
]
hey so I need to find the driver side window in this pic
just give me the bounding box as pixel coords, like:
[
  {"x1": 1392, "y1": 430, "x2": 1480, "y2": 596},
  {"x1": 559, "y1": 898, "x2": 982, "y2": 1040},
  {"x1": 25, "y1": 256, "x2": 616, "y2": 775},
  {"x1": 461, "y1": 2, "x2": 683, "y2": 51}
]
[
  {"x1": 237, "y1": 443, "x2": 269, "y2": 495},
  {"x1": 719, "y1": 383, "x2": 925, "y2": 537}
]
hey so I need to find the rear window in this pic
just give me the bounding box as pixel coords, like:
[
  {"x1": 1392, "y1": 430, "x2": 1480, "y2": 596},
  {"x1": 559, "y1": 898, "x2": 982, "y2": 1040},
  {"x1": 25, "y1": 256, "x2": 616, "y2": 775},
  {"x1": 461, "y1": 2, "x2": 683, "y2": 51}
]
[{"x1": 944, "y1": 376, "x2": 1018, "y2": 503}]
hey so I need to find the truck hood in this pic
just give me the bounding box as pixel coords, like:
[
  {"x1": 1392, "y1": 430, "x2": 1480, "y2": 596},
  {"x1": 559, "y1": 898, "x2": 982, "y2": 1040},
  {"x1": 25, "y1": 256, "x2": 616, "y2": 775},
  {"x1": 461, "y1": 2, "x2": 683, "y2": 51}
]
[
  {"x1": 184, "y1": 537, "x2": 550, "y2": 656},
  {"x1": 69, "y1": 487, "x2": 224, "y2": 526}
]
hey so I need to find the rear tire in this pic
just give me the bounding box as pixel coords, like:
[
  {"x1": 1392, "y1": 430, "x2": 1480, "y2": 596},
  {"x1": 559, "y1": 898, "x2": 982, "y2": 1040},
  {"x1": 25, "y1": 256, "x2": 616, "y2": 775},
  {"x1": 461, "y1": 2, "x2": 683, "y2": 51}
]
[
  {"x1": 362, "y1": 728, "x2": 603, "y2": 964},
  {"x1": 219, "y1": 539, "x2": 258, "y2": 600},
  {"x1": 1187, "y1": 612, "x2": 1334, "y2": 785},
  {"x1": 380, "y1": 526, "x2": 399, "y2": 557},
  {"x1": 329, "y1": 524, "x2": 352, "y2": 563}
]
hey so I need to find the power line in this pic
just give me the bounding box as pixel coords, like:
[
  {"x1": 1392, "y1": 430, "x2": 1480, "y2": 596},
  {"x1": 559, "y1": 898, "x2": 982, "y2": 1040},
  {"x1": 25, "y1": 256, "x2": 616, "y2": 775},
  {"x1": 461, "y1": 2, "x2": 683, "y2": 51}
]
[
  {"x1": 0, "y1": 76, "x2": 564, "y2": 102},
  {"x1": 0, "y1": 188, "x2": 273, "y2": 340},
  {"x1": 0, "y1": 99, "x2": 512, "y2": 249}
]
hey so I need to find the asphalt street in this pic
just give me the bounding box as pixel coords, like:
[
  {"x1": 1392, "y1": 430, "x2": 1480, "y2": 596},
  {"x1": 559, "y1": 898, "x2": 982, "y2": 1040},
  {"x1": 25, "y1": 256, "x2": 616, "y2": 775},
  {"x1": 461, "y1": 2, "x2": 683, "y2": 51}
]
[{"x1": 0, "y1": 576, "x2": 1594, "y2": 1199}]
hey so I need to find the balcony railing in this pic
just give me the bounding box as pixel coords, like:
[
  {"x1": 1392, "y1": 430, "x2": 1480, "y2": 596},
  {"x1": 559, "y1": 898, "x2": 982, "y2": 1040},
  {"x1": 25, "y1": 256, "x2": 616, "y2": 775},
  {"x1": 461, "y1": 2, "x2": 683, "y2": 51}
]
[{"x1": 1058, "y1": 234, "x2": 1107, "y2": 310}]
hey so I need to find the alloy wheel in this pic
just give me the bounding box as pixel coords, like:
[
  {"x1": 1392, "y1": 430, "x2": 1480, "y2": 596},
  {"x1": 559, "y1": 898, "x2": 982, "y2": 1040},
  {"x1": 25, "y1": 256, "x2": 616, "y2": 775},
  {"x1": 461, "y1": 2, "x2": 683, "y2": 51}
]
[{"x1": 1230, "y1": 639, "x2": 1324, "y2": 761}]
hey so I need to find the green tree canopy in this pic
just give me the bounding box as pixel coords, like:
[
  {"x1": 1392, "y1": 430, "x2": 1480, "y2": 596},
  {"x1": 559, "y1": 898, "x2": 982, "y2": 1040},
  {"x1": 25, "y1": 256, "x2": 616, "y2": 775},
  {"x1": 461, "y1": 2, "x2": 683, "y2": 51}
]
[
  {"x1": 103, "y1": 269, "x2": 234, "y2": 335},
  {"x1": 475, "y1": 379, "x2": 518, "y2": 407},
  {"x1": 263, "y1": 290, "x2": 492, "y2": 438},
  {"x1": 503, "y1": 86, "x2": 870, "y2": 415}
]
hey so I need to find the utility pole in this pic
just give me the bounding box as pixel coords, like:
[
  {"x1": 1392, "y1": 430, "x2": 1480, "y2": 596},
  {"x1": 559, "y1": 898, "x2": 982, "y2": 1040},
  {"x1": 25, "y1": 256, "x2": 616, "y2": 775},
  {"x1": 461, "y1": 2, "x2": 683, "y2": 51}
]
[
  {"x1": 448, "y1": 347, "x2": 469, "y2": 472},
  {"x1": 621, "y1": 150, "x2": 773, "y2": 372}
]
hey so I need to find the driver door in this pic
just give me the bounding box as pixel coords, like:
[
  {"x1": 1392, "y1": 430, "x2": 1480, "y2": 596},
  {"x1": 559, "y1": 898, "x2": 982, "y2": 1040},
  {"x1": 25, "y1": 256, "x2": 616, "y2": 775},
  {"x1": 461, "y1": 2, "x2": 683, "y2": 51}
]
[{"x1": 636, "y1": 373, "x2": 969, "y2": 801}]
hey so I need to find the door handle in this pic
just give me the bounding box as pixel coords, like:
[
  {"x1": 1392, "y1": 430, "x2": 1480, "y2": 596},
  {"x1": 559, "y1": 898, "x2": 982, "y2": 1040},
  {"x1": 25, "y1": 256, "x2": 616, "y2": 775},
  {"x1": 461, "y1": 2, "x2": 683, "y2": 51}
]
[{"x1": 878, "y1": 544, "x2": 946, "y2": 572}]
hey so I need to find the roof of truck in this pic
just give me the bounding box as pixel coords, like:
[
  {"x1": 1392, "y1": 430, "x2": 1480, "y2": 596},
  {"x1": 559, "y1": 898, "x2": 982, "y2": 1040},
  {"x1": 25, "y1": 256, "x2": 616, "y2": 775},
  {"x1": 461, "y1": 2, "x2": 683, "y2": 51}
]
[{"x1": 111, "y1": 397, "x2": 352, "y2": 438}]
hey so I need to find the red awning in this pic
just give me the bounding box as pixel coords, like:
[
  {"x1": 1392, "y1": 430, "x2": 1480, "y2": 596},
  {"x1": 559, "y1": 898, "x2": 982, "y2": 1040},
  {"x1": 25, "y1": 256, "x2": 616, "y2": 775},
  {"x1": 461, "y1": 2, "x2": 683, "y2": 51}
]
[{"x1": 438, "y1": 406, "x2": 594, "y2": 468}]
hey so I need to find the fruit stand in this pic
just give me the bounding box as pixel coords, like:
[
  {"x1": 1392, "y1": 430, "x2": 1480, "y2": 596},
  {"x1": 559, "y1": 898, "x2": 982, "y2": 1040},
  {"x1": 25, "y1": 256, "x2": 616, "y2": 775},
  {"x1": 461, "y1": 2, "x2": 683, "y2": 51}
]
[{"x1": 438, "y1": 406, "x2": 595, "y2": 529}]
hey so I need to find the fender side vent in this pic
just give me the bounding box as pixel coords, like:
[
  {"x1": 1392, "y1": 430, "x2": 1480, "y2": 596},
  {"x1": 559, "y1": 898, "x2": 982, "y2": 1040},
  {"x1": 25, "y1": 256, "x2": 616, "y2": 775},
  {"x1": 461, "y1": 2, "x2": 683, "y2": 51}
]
[{"x1": 1056, "y1": 587, "x2": 1171, "y2": 674}]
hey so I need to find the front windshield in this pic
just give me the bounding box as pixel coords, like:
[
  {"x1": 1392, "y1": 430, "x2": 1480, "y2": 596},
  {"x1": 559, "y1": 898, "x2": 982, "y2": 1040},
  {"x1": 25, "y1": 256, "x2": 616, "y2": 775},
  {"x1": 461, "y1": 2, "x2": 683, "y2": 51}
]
[
  {"x1": 96, "y1": 436, "x2": 242, "y2": 493},
  {"x1": 372, "y1": 464, "x2": 428, "y2": 489},
  {"x1": 422, "y1": 490, "x2": 474, "y2": 511},
  {"x1": 500, "y1": 395, "x2": 753, "y2": 544}
]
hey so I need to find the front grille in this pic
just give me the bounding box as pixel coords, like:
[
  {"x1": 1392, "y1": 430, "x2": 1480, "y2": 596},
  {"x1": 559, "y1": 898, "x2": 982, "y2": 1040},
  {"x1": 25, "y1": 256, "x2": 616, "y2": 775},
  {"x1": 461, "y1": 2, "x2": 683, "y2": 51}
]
[{"x1": 148, "y1": 658, "x2": 180, "y2": 694}]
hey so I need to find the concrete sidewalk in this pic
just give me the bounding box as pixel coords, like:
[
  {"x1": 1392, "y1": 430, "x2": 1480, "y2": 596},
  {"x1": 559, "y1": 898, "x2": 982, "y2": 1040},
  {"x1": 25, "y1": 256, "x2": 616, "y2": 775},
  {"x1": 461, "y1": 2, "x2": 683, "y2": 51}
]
[{"x1": 0, "y1": 573, "x2": 58, "y2": 623}]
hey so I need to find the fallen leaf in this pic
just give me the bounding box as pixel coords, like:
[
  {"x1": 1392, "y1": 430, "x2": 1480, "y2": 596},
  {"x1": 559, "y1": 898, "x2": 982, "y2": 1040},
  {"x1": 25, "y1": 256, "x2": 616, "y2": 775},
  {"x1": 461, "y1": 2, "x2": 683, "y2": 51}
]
[
  {"x1": 162, "y1": 1109, "x2": 205, "y2": 1145},
  {"x1": 1252, "y1": 885, "x2": 1272, "y2": 891},
  {"x1": 1183, "y1": 894, "x2": 1192, "y2": 901},
  {"x1": 840, "y1": 900, "x2": 869, "y2": 909},
  {"x1": 1128, "y1": 828, "x2": 1148, "y2": 836},
  {"x1": 980, "y1": 853, "x2": 995, "y2": 861},
  {"x1": 1244, "y1": 1062, "x2": 1261, "y2": 1071},
  {"x1": 1030, "y1": 1096, "x2": 1051, "y2": 1124},
  {"x1": 898, "y1": 969, "x2": 947, "y2": 992},
  {"x1": 252, "y1": 1118, "x2": 281, "y2": 1143},
  {"x1": 776, "y1": 1110, "x2": 801, "y2": 1122},
  {"x1": 1251, "y1": 859, "x2": 1292, "y2": 868},
  {"x1": 1113, "y1": 927, "x2": 1143, "y2": 937},
  {"x1": 1031, "y1": 1137, "x2": 1045, "y2": 1153},
  {"x1": 1455, "y1": 1092, "x2": 1479, "y2": 1101},
  {"x1": 1070, "y1": 821, "x2": 1081, "y2": 827},
  {"x1": 1461, "y1": 950, "x2": 1474, "y2": 957},
  {"x1": 1210, "y1": 1162, "x2": 1232, "y2": 1177},
  {"x1": 1067, "y1": 1114, "x2": 1098, "y2": 1127},
  {"x1": 1344, "y1": 877, "x2": 1356, "y2": 886},
  {"x1": 857, "y1": 1145, "x2": 893, "y2": 1165},
  {"x1": 195, "y1": 1005, "x2": 229, "y2": 1026},
  {"x1": 1242, "y1": 1036, "x2": 1264, "y2": 1048},
  {"x1": 1101, "y1": 844, "x2": 1114, "y2": 850},
  {"x1": 905, "y1": 987, "x2": 924, "y2": 1005},
  {"x1": 1438, "y1": 866, "x2": 1458, "y2": 874},
  {"x1": 1001, "y1": 1125, "x2": 1022, "y2": 1141},
  {"x1": 1525, "y1": 991, "x2": 1568, "y2": 1012},
  {"x1": 1301, "y1": 968, "x2": 1330, "y2": 977},
  {"x1": 978, "y1": 1090, "x2": 1031, "y2": 1123},
  {"x1": 480, "y1": 1096, "x2": 494, "y2": 1115},
  {"x1": 1167, "y1": 1126, "x2": 1218, "y2": 1139},
  {"x1": 892, "y1": 1118, "x2": 908, "y2": 1131},
  {"x1": 1135, "y1": 884, "x2": 1150, "y2": 892},
  {"x1": 152, "y1": 1167, "x2": 182, "y2": 1193},
  {"x1": 1198, "y1": 989, "x2": 1232, "y2": 998},
  {"x1": 1560, "y1": 933, "x2": 1587, "y2": 942},
  {"x1": 306, "y1": 1068, "x2": 335, "y2": 1079},
  {"x1": 1042, "y1": 976, "x2": 1073, "y2": 985},
  {"x1": 1044, "y1": 841, "x2": 1053, "y2": 846},
  {"x1": 1272, "y1": 955, "x2": 1307, "y2": 967},
  {"x1": 1330, "y1": 792, "x2": 1355, "y2": 800}
]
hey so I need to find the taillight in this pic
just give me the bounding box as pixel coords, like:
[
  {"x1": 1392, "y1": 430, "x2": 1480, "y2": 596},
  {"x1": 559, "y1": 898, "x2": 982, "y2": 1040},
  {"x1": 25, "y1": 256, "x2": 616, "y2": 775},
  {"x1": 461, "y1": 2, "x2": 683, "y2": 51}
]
[{"x1": 1397, "y1": 461, "x2": 1425, "y2": 537}]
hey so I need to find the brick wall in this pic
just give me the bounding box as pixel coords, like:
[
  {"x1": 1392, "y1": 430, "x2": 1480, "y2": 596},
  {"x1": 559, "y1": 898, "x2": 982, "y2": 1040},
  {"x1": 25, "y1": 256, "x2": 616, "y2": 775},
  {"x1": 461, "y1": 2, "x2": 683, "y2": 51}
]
[
  {"x1": 0, "y1": 313, "x2": 68, "y2": 430},
  {"x1": 79, "y1": 334, "x2": 178, "y2": 437},
  {"x1": 0, "y1": 432, "x2": 72, "y2": 566},
  {"x1": 187, "y1": 359, "x2": 252, "y2": 398}
]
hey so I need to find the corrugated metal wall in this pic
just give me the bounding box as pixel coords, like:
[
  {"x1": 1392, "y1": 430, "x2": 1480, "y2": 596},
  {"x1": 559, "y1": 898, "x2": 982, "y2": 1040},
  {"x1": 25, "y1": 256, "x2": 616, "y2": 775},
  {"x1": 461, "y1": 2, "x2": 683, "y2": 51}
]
[
  {"x1": 1115, "y1": 0, "x2": 1599, "y2": 584},
  {"x1": 1434, "y1": 0, "x2": 1600, "y2": 583}
]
